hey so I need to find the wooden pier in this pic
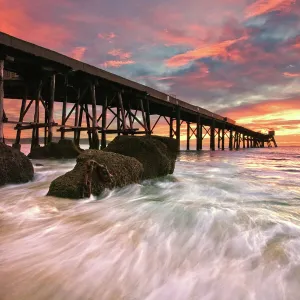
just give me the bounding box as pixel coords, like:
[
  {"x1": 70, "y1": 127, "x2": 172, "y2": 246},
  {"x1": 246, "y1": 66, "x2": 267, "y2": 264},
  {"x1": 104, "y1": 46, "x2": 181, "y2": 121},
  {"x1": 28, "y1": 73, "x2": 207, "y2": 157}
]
[{"x1": 0, "y1": 32, "x2": 277, "y2": 151}]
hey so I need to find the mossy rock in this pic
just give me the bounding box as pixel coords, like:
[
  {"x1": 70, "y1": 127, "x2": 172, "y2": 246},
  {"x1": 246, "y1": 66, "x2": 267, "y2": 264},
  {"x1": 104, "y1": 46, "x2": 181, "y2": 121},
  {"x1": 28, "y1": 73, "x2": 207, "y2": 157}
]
[
  {"x1": 0, "y1": 143, "x2": 34, "y2": 186},
  {"x1": 28, "y1": 139, "x2": 83, "y2": 159},
  {"x1": 47, "y1": 150, "x2": 143, "y2": 199},
  {"x1": 104, "y1": 135, "x2": 178, "y2": 179}
]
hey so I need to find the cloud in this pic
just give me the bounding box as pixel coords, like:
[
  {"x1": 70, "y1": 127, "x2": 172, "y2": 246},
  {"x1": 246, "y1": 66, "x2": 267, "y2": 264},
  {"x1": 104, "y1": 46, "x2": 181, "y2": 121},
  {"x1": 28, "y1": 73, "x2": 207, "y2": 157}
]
[
  {"x1": 108, "y1": 49, "x2": 132, "y2": 59},
  {"x1": 101, "y1": 60, "x2": 135, "y2": 68},
  {"x1": 245, "y1": 0, "x2": 296, "y2": 19},
  {"x1": 165, "y1": 36, "x2": 247, "y2": 67},
  {"x1": 98, "y1": 32, "x2": 117, "y2": 42},
  {"x1": 70, "y1": 47, "x2": 87, "y2": 61}
]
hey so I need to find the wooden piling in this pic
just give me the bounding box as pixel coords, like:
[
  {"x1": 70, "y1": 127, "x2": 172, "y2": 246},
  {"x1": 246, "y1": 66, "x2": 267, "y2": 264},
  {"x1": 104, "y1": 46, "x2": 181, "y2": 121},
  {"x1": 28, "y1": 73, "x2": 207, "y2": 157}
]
[
  {"x1": 90, "y1": 83, "x2": 99, "y2": 149},
  {"x1": 140, "y1": 98, "x2": 149, "y2": 134},
  {"x1": 48, "y1": 74, "x2": 55, "y2": 144},
  {"x1": 31, "y1": 80, "x2": 42, "y2": 152},
  {"x1": 145, "y1": 98, "x2": 151, "y2": 134},
  {"x1": 13, "y1": 85, "x2": 27, "y2": 149},
  {"x1": 187, "y1": 122, "x2": 190, "y2": 150},
  {"x1": 101, "y1": 96, "x2": 107, "y2": 149},
  {"x1": 176, "y1": 106, "x2": 180, "y2": 150},
  {"x1": 196, "y1": 115, "x2": 202, "y2": 151},
  {"x1": 118, "y1": 92, "x2": 127, "y2": 131},
  {"x1": 221, "y1": 125, "x2": 225, "y2": 150},
  {"x1": 169, "y1": 117, "x2": 173, "y2": 138},
  {"x1": 0, "y1": 59, "x2": 4, "y2": 143},
  {"x1": 217, "y1": 128, "x2": 221, "y2": 149},
  {"x1": 61, "y1": 76, "x2": 68, "y2": 140},
  {"x1": 229, "y1": 129, "x2": 233, "y2": 150},
  {"x1": 210, "y1": 119, "x2": 215, "y2": 151}
]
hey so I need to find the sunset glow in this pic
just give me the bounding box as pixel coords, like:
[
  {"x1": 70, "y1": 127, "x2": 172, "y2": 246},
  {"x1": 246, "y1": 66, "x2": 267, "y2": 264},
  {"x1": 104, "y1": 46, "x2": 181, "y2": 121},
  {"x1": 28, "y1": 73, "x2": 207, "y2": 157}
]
[{"x1": 1, "y1": 0, "x2": 300, "y2": 144}]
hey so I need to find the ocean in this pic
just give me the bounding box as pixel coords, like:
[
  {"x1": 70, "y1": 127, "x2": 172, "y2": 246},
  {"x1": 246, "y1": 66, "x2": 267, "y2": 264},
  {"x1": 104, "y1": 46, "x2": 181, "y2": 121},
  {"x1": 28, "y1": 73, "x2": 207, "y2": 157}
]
[{"x1": 1, "y1": 146, "x2": 300, "y2": 300}]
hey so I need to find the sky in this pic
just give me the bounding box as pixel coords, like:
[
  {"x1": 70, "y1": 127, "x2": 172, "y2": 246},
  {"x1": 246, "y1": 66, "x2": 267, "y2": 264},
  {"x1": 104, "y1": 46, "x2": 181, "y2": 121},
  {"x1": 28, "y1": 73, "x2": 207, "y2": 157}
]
[{"x1": 1, "y1": 0, "x2": 300, "y2": 145}]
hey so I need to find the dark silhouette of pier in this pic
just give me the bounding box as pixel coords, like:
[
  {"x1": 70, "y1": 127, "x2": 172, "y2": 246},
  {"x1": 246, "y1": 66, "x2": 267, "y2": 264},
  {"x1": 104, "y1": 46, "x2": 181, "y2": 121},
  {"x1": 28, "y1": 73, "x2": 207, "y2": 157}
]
[{"x1": 0, "y1": 32, "x2": 277, "y2": 152}]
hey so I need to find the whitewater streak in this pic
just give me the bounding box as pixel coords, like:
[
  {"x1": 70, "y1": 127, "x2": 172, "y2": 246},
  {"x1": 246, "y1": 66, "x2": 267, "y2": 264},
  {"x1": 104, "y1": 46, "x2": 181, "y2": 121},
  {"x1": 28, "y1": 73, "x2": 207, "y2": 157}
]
[{"x1": 1, "y1": 147, "x2": 300, "y2": 300}]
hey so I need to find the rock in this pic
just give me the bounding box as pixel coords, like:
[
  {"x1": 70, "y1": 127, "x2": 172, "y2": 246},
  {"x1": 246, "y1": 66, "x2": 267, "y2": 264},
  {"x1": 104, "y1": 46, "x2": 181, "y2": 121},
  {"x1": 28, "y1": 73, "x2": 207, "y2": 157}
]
[
  {"x1": 47, "y1": 150, "x2": 143, "y2": 199},
  {"x1": 0, "y1": 143, "x2": 34, "y2": 186},
  {"x1": 28, "y1": 139, "x2": 83, "y2": 159},
  {"x1": 104, "y1": 135, "x2": 178, "y2": 179},
  {"x1": 35, "y1": 163, "x2": 44, "y2": 167}
]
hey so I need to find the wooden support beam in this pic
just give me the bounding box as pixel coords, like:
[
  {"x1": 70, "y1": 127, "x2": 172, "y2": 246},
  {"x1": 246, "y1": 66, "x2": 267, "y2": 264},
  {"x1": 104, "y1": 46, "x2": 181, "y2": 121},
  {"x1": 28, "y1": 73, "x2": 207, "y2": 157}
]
[
  {"x1": 0, "y1": 59, "x2": 4, "y2": 143},
  {"x1": 210, "y1": 119, "x2": 215, "y2": 151},
  {"x1": 75, "y1": 105, "x2": 84, "y2": 146},
  {"x1": 90, "y1": 83, "x2": 99, "y2": 149},
  {"x1": 85, "y1": 103, "x2": 92, "y2": 148},
  {"x1": 176, "y1": 106, "x2": 181, "y2": 150},
  {"x1": 196, "y1": 115, "x2": 202, "y2": 151},
  {"x1": 221, "y1": 125, "x2": 225, "y2": 150},
  {"x1": 127, "y1": 100, "x2": 134, "y2": 133},
  {"x1": 13, "y1": 85, "x2": 27, "y2": 149},
  {"x1": 140, "y1": 98, "x2": 149, "y2": 134},
  {"x1": 118, "y1": 92, "x2": 127, "y2": 131},
  {"x1": 101, "y1": 96, "x2": 107, "y2": 149},
  {"x1": 61, "y1": 76, "x2": 68, "y2": 140},
  {"x1": 48, "y1": 74, "x2": 55, "y2": 144},
  {"x1": 243, "y1": 133, "x2": 246, "y2": 148},
  {"x1": 187, "y1": 122, "x2": 190, "y2": 150},
  {"x1": 73, "y1": 88, "x2": 80, "y2": 144},
  {"x1": 117, "y1": 107, "x2": 121, "y2": 136},
  {"x1": 145, "y1": 98, "x2": 151, "y2": 135},
  {"x1": 229, "y1": 129, "x2": 233, "y2": 150},
  {"x1": 217, "y1": 128, "x2": 221, "y2": 149},
  {"x1": 169, "y1": 117, "x2": 173, "y2": 138},
  {"x1": 247, "y1": 136, "x2": 249, "y2": 148},
  {"x1": 31, "y1": 80, "x2": 43, "y2": 152}
]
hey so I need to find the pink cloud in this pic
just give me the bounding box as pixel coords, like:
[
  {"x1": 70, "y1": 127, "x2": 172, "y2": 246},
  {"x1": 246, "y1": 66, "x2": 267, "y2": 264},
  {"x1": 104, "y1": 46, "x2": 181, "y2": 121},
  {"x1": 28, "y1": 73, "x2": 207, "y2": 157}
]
[
  {"x1": 108, "y1": 49, "x2": 132, "y2": 59},
  {"x1": 283, "y1": 72, "x2": 300, "y2": 77},
  {"x1": 70, "y1": 47, "x2": 87, "y2": 61},
  {"x1": 245, "y1": 0, "x2": 296, "y2": 19},
  {"x1": 166, "y1": 36, "x2": 247, "y2": 67},
  {"x1": 98, "y1": 32, "x2": 116, "y2": 42},
  {"x1": 0, "y1": 0, "x2": 71, "y2": 50},
  {"x1": 101, "y1": 60, "x2": 135, "y2": 68}
]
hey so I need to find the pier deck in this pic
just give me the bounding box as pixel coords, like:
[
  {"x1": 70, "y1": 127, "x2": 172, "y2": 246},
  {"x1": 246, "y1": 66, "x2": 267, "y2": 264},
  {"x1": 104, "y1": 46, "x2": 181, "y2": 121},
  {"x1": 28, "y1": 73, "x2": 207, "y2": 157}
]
[{"x1": 0, "y1": 32, "x2": 277, "y2": 151}]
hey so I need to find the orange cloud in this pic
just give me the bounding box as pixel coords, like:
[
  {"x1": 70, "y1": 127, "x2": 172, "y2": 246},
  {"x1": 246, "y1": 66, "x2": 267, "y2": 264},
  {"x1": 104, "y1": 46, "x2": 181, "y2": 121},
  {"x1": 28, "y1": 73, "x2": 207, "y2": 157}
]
[
  {"x1": 245, "y1": 0, "x2": 295, "y2": 19},
  {"x1": 166, "y1": 36, "x2": 247, "y2": 67},
  {"x1": 108, "y1": 49, "x2": 132, "y2": 59},
  {"x1": 101, "y1": 60, "x2": 135, "y2": 68},
  {"x1": 283, "y1": 72, "x2": 300, "y2": 77},
  {"x1": 70, "y1": 47, "x2": 87, "y2": 61}
]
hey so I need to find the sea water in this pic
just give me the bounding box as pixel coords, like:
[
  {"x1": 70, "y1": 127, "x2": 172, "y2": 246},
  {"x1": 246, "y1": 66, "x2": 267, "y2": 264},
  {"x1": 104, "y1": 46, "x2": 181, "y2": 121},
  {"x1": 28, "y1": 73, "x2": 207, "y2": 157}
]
[{"x1": 0, "y1": 146, "x2": 300, "y2": 300}]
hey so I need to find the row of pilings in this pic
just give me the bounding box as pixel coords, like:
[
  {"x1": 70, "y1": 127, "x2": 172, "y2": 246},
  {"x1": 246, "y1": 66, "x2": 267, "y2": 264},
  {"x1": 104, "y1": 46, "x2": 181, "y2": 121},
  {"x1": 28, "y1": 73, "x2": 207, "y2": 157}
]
[{"x1": 0, "y1": 58, "x2": 276, "y2": 151}]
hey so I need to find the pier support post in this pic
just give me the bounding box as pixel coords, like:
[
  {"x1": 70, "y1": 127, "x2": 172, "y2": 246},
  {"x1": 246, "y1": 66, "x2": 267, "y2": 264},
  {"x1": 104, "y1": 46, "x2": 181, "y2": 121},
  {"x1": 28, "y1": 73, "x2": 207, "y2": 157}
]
[
  {"x1": 217, "y1": 128, "x2": 221, "y2": 149},
  {"x1": 118, "y1": 92, "x2": 127, "y2": 133},
  {"x1": 60, "y1": 76, "x2": 68, "y2": 140},
  {"x1": 73, "y1": 88, "x2": 80, "y2": 145},
  {"x1": 0, "y1": 59, "x2": 4, "y2": 143},
  {"x1": 90, "y1": 83, "x2": 99, "y2": 149},
  {"x1": 210, "y1": 119, "x2": 215, "y2": 151},
  {"x1": 221, "y1": 124, "x2": 225, "y2": 150},
  {"x1": 48, "y1": 74, "x2": 55, "y2": 144},
  {"x1": 196, "y1": 115, "x2": 202, "y2": 151},
  {"x1": 243, "y1": 133, "x2": 246, "y2": 148},
  {"x1": 229, "y1": 129, "x2": 233, "y2": 150},
  {"x1": 140, "y1": 98, "x2": 149, "y2": 134},
  {"x1": 76, "y1": 105, "x2": 84, "y2": 146},
  {"x1": 176, "y1": 106, "x2": 180, "y2": 150},
  {"x1": 117, "y1": 106, "x2": 121, "y2": 136},
  {"x1": 13, "y1": 85, "x2": 27, "y2": 150},
  {"x1": 101, "y1": 96, "x2": 107, "y2": 149},
  {"x1": 247, "y1": 136, "x2": 249, "y2": 148},
  {"x1": 31, "y1": 80, "x2": 42, "y2": 152},
  {"x1": 187, "y1": 122, "x2": 190, "y2": 150},
  {"x1": 169, "y1": 117, "x2": 174, "y2": 138},
  {"x1": 145, "y1": 98, "x2": 151, "y2": 134}
]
